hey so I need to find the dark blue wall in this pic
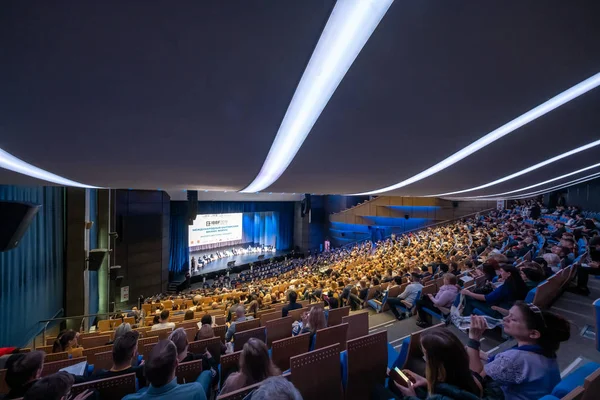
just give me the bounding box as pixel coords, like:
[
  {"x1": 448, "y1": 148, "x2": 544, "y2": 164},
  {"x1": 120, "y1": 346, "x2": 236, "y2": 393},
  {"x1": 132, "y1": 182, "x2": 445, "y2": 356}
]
[{"x1": 0, "y1": 186, "x2": 65, "y2": 347}]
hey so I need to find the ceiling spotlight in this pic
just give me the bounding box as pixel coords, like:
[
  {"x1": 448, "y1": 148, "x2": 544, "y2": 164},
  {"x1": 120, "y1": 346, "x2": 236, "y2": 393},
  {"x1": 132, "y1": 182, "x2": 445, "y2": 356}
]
[
  {"x1": 352, "y1": 72, "x2": 600, "y2": 195},
  {"x1": 241, "y1": 0, "x2": 394, "y2": 193},
  {"x1": 428, "y1": 139, "x2": 600, "y2": 197},
  {"x1": 0, "y1": 147, "x2": 98, "y2": 188}
]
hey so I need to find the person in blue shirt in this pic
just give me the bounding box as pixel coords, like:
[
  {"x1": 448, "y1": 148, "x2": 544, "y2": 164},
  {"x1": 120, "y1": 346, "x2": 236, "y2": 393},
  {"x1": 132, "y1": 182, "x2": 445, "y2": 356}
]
[
  {"x1": 461, "y1": 265, "x2": 528, "y2": 318},
  {"x1": 123, "y1": 340, "x2": 208, "y2": 400}
]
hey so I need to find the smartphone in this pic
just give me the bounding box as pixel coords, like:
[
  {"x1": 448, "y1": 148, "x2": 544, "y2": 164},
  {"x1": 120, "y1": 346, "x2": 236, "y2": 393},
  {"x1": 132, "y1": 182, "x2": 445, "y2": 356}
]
[{"x1": 390, "y1": 367, "x2": 411, "y2": 387}]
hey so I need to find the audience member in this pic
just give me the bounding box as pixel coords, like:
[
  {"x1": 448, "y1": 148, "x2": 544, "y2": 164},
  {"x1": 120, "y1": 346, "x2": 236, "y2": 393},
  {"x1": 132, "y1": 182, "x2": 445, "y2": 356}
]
[
  {"x1": 24, "y1": 371, "x2": 93, "y2": 400},
  {"x1": 151, "y1": 310, "x2": 176, "y2": 331},
  {"x1": 225, "y1": 306, "x2": 254, "y2": 342},
  {"x1": 168, "y1": 328, "x2": 215, "y2": 391},
  {"x1": 4, "y1": 351, "x2": 45, "y2": 399},
  {"x1": 219, "y1": 339, "x2": 280, "y2": 395},
  {"x1": 281, "y1": 290, "x2": 302, "y2": 317},
  {"x1": 87, "y1": 331, "x2": 145, "y2": 386},
  {"x1": 251, "y1": 376, "x2": 303, "y2": 400},
  {"x1": 415, "y1": 274, "x2": 459, "y2": 327},
  {"x1": 52, "y1": 330, "x2": 83, "y2": 358},
  {"x1": 386, "y1": 274, "x2": 423, "y2": 320},
  {"x1": 467, "y1": 302, "x2": 570, "y2": 400},
  {"x1": 123, "y1": 340, "x2": 207, "y2": 400}
]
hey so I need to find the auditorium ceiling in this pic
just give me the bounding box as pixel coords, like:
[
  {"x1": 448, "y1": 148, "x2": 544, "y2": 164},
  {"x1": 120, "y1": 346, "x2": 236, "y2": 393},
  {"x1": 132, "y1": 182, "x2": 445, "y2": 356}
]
[{"x1": 1, "y1": 0, "x2": 600, "y2": 200}]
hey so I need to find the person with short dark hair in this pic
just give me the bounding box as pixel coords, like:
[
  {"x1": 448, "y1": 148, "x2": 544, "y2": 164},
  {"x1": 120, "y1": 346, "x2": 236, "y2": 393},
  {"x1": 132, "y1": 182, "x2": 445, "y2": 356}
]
[
  {"x1": 168, "y1": 329, "x2": 215, "y2": 393},
  {"x1": 184, "y1": 310, "x2": 194, "y2": 321},
  {"x1": 123, "y1": 340, "x2": 207, "y2": 400},
  {"x1": 86, "y1": 331, "x2": 146, "y2": 386},
  {"x1": 24, "y1": 371, "x2": 93, "y2": 400},
  {"x1": 151, "y1": 310, "x2": 175, "y2": 331},
  {"x1": 4, "y1": 351, "x2": 45, "y2": 399},
  {"x1": 385, "y1": 273, "x2": 423, "y2": 320},
  {"x1": 282, "y1": 291, "x2": 302, "y2": 317}
]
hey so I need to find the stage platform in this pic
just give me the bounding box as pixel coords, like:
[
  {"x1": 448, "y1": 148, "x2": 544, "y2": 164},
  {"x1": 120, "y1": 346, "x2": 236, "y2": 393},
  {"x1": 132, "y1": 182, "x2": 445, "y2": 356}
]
[{"x1": 189, "y1": 249, "x2": 289, "y2": 280}]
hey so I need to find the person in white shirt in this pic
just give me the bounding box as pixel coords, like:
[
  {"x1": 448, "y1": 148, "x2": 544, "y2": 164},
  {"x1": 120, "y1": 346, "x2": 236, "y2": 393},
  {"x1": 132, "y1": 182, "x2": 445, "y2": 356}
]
[
  {"x1": 385, "y1": 273, "x2": 424, "y2": 320},
  {"x1": 151, "y1": 310, "x2": 176, "y2": 331}
]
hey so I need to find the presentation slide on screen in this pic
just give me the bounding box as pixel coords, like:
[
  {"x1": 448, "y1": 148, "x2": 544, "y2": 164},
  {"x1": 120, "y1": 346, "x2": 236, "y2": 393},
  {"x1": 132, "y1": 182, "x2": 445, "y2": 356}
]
[{"x1": 189, "y1": 213, "x2": 243, "y2": 247}]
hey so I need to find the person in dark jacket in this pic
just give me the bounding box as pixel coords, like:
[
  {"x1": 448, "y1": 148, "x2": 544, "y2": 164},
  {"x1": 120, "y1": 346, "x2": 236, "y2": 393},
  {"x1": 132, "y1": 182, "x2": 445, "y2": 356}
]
[
  {"x1": 3, "y1": 351, "x2": 45, "y2": 399},
  {"x1": 281, "y1": 291, "x2": 302, "y2": 318}
]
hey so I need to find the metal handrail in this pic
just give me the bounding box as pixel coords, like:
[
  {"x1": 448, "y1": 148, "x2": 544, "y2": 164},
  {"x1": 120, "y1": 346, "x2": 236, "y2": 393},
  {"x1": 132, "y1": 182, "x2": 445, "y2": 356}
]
[{"x1": 37, "y1": 310, "x2": 133, "y2": 347}]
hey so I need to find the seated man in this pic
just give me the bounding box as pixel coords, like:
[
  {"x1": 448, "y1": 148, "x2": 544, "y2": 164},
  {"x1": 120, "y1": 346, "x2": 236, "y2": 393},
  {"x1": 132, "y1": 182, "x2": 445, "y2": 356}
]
[
  {"x1": 87, "y1": 330, "x2": 146, "y2": 387},
  {"x1": 24, "y1": 371, "x2": 92, "y2": 400},
  {"x1": 4, "y1": 351, "x2": 45, "y2": 399},
  {"x1": 151, "y1": 310, "x2": 176, "y2": 331},
  {"x1": 384, "y1": 273, "x2": 423, "y2": 320},
  {"x1": 123, "y1": 340, "x2": 207, "y2": 400},
  {"x1": 281, "y1": 290, "x2": 302, "y2": 317},
  {"x1": 225, "y1": 306, "x2": 254, "y2": 342}
]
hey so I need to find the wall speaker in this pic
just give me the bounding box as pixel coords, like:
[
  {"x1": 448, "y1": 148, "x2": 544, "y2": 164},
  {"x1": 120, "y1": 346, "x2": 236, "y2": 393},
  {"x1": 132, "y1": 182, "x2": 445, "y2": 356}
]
[
  {"x1": 452, "y1": 201, "x2": 459, "y2": 208},
  {"x1": 110, "y1": 265, "x2": 122, "y2": 280},
  {"x1": 0, "y1": 201, "x2": 41, "y2": 252},
  {"x1": 88, "y1": 249, "x2": 108, "y2": 271},
  {"x1": 187, "y1": 190, "x2": 198, "y2": 225}
]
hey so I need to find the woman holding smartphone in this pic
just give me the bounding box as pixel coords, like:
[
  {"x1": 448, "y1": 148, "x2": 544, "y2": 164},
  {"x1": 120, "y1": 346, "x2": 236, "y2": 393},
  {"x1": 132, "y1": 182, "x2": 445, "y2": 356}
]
[{"x1": 386, "y1": 328, "x2": 503, "y2": 399}]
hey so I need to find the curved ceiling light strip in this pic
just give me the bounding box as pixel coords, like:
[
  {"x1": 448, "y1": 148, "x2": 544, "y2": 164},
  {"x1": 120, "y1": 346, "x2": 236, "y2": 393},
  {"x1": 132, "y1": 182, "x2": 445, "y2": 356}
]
[
  {"x1": 0, "y1": 147, "x2": 99, "y2": 188},
  {"x1": 426, "y1": 139, "x2": 600, "y2": 197},
  {"x1": 451, "y1": 162, "x2": 600, "y2": 199},
  {"x1": 352, "y1": 72, "x2": 600, "y2": 196},
  {"x1": 241, "y1": 0, "x2": 394, "y2": 193},
  {"x1": 451, "y1": 170, "x2": 600, "y2": 201}
]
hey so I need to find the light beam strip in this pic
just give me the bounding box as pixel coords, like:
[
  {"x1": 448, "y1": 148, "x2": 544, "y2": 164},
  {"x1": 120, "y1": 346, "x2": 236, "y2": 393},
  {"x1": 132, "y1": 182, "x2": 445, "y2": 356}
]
[
  {"x1": 450, "y1": 171, "x2": 600, "y2": 201},
  {"x1": 241, "y1": 0, "x2": 394, "y2": 193},
  {"x1": 353, "y1": 72, "x2": 600, "y2": 195},
  {"x1": 451, "y1": 162, "x2": 600, "y2": 199},
  {"x1": 427, "y1": 139, "x2": 600, "y2": 197},
  {"x1": 0, "y1": 147, "x2": 98, "y2": 188}
]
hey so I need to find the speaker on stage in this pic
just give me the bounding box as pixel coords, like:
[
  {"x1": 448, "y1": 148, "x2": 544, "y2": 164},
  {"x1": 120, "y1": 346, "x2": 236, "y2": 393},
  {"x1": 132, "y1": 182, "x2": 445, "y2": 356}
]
[
  {"x1": 187, "y1": 190, "x2": 198, "y2": 225},
  {"x1": 0, "y1": 201, "x2": 41, "y2": 252},
  {"x1": 88, "y1": 249, "x2": 109, "y2": 271}
]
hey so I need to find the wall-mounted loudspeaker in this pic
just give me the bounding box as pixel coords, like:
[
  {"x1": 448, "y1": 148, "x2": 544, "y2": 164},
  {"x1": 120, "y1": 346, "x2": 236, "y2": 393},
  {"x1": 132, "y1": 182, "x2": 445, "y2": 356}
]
[
  {"x1": 0, "y1": 201, "x2": 41, "y2": 252},
  {"x1": 88, "y1": 249, "x2": 109, "y2": 271},
  {"x1": 187, "y1": 190, "x2": 198, "y2": 225}
]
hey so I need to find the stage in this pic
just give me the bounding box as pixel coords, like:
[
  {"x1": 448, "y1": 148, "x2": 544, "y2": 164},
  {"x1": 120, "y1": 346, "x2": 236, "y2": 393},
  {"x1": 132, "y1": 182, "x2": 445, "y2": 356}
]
[{"x1": 189, "y1": 248, "x2": 290, "y2": 281}]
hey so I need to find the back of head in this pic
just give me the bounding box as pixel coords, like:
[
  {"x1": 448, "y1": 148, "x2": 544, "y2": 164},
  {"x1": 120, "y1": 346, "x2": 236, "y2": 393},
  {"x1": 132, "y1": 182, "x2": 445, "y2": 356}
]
[
  {"x1": 52, "y1": 329, "x2": 76, "y2": 353},
  {"x1": 5, "y1": 351, "x2": 45, "y2": 389},
  {"x1": 288, "y1": 290, "x2": 298, "y2": 303},
  {"x1": 251, "y1": 376, "x2": 303, "y2": 400},
  {"x1": 236, "y1": 305, "x2": 246, "y2": 318},
  {"x1": 421, "y1": 329, "x2": 479, "y2": 396},
  {"x1": 443, "y1": 273, "x2": 457, "y2": 286},
  {"x1": 24, "y1": 372, "x2": 74, "y2": 400},
  {"x1": 168, "y1": 328, "x2": 188, "y2": 355},
  {"x1": 184, "y1": 310, "x2": 194, "y2": 320},
  {"x1": 502, "y1": 265, "x2": 528, "y2": 299},
  {"x1": 160, "y1": 309, "x2": 170, "y2": 322},
  {"x1": 201, "y1": 314, "x2": 212, "y2": 326},
  {"x1": 114, "y1": 322, "x2": 132, "y2": 343},
  {"x1": 307, "y1": 306, "x2": 327, "y2": 332},
  {"x1": 410, "y1": 273, "x2": 421, "y2": 283},
  {"x1": 240, "y1": 338, "x2": 280, "y2": 384},
  {"x1": 393, "y1": 276, "x2": 402, "y2": 285},
  {"x1": 145, "y1": 340, "x2": 178, "y2": 387},
  {"x1": 113, "y1": 330, "x2": 139, "y2": 366}
]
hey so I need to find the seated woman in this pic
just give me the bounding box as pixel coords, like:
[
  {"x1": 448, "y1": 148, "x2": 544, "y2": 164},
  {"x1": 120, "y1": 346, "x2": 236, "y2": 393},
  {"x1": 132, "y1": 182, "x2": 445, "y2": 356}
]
[
  {"x1": 52, "y1": 330, "x2": 83, "y2": 357},
  {"x1": 293, "y1": 306, "x2": 327, "y2": 343},
  {"x1": 461, "y1": 265, "x2": 528, "y2": 318},
  {"x1": 520, "y1": 266, "x2": 544, "y2": 290},
  {"x1": 387, "y1": 328, "x2": 502, "y2": 400},
  {"x1": 467, "y1": 302, "x2": 570, "y2": 400},
  {"x1": 219, "y1": 338, "x2": 280, "y2": 395},
  {"x1": 415, "y1": 273, "x2": 459, "y2": 327}
]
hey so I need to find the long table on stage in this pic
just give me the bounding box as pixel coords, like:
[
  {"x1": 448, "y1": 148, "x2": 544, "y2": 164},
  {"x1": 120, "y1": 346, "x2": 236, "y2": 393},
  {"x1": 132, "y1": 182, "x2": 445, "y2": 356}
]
[{"x1": 189, "y1": 250, "x2": 290, "y2": 281}]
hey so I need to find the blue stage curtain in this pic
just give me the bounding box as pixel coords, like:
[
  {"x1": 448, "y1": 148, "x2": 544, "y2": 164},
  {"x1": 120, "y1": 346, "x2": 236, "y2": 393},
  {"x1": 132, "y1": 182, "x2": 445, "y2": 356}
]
[
  {"x1": 0, "y1": 185, "x2": 65, "y2": 347},
  {"x1": 169, "y1": 201, "x2": 294, "y2": 273},
  {"x1": 169, "y1": 202, "x2": 190, "y2": 274}
]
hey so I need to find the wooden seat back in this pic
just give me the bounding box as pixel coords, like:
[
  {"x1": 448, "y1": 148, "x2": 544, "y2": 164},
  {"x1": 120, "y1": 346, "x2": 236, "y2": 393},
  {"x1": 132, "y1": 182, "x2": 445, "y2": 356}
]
[
  {"x1": 82, "y1": 345, "x2": 113, "y2": 362},
  {"x1": 37, "y1": 345, "x2": 54, "y2": 354},
  {"x1": 142, "y1": 343, "x2": 157, "y2": 361},
  {"x1": 41, "y1": 357, "x2": 87, "y2": 377},
  {"x1": 342, "y1": 312, "x2": 369, "y2": 341},
  {"x1": 289, "y1": 307, "x2": 307, "y2": 322},
  {"x1": 315, "y1": 323, "x2": 349, "y2": 351},
  {"x1": 184, "y1": 327, "x2": 197, "y2": 343},
  {"x1": 259, "y1": 311, "x2": 281, "y2": 326},
  {"x1": 81, "y1": 335, "x2": 110, "y2": 349},
  {"x1": 138, "y1": 336, "x2": 159, "y2": 347},
  {"x1": 214, "y1": 325, "x2": 227, "y2": 343},
  {"x1": 327, "y1": 306, "x2": 350, "y2": 327},
  {"x1": 98, "y1": 319, "x2": 112, "y2": 332},
  {"x1": 346, "y1": 331, "x2": 387, "y2": 400},
  {"x1": 44, "y1": 351, "x2": 69, "y2": 363},
  {"x1": 176, "y1": 359, "x2": 203, "y2": 384},
  {"x1": 290, "y1": 343, "x2": 342, "y2": 400},
  {"x1": 403, "y1": 324, "x2": 444, "y2": 375},
  {"x1": 71, "y1": 372, "x2": 136, "y2": 400},
  {"x1": 271, "y1": 333, "x2": 311, "y2": 372},
  {"x1": 220, "y1": 350, "x2": 242, "y2": 387},
  {"x1": 216, "y1": 380, "x2": 261, "y2": 400},
  {"x1": 583, "y1": 367, "x2": 600, "y2": 400},
  {"x1": 189, "y1": 336, "x2": 222, "y2": 364},
  {"x1": 234, "y1": 319, "x2": 260, "y2": 333},
  {"x1": 265, "y1": 317, "x2": 293, "y2": 347},
  {"x1": 146, "y1": 328, "x2": 173, "y2": 340},
  {"x1": 91, "y1": 351, "x2": 113, "y2": 372},
  {"x1": 233, "y1": 326, "x2": 266, "y2": 352}
]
